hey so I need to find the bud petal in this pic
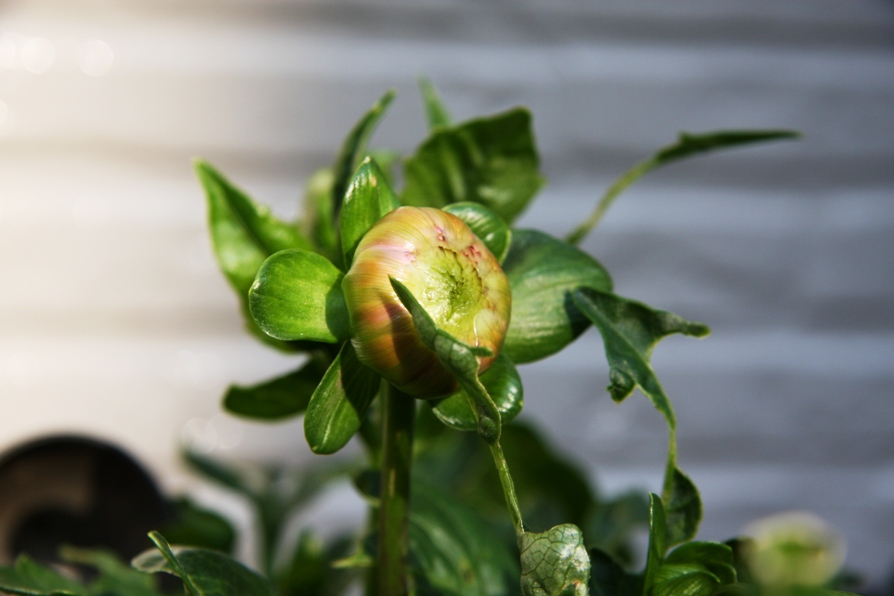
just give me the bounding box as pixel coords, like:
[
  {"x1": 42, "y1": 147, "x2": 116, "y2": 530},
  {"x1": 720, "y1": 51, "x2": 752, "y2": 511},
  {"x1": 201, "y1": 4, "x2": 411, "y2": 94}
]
[{"x1": 342, "y1": 206, "x2": 511, "y2": 399}]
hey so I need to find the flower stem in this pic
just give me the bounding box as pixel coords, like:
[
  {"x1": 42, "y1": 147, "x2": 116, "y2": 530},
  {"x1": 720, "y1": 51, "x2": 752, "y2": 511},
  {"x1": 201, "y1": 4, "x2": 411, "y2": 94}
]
[{"x1": 376, "y1": 385, "x2": 415, "y2": 595}]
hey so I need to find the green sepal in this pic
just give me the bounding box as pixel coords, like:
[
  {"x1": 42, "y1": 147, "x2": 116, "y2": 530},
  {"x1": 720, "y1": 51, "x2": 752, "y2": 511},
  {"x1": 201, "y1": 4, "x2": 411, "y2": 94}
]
[
  {"x1": 519, "y1": 524, "x2": 591, "y2": 596},
  {"x1": 223, "y1": 355, "x2": 329, "y2": 420},
  {"x1": 0, "y1": 554, "x2": 89, "y2": 595},
  {"x1": 418, "y1": 77, "x2": 452, "y2": 130},
  {"x1": 339, "y1": 157, "x2": 401, "y2": 267},
  {"x1": 304, "y1": 341, "x2": 382, "y2": 454},
  {"x1": 502, "y1": 230, "x2": 612, "y2": 364},
  {"x1": 443, "y1": 202, "x2": 512, "y2": 263},
  {"x1": 431, "y1": 353, "x2": 522, "y2": 432},
  {"x1": 133, "y1": 532, "x2": 272, "y2": 596},
  {"x1": 196, "y1": 160, "x2": 312, "y2": 351},
  {"x1": 331, "y1": 89, "x2": 396, "y2": 217},
  {"x1": 249, "y1": 249, "x2": 350, "y2": 343},
  {"x1": 389, "y1": 277, "x2": 501, "y2": 444},
  {"x1": 402, "y1": 108, "x2": 545, "y2": 223},
  {"x1": 571, "y1": 287, "x2": 708, "y2": 420}
]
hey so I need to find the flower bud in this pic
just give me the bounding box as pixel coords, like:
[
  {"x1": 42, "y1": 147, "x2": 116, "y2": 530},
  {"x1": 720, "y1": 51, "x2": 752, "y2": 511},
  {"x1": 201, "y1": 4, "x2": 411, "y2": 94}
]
[
  {"x1": 342, "y1": 206, "x2": 510, "y2": 399},
  {"x1": 743, "y1": 511, "x2": 846, "y2": 588}
]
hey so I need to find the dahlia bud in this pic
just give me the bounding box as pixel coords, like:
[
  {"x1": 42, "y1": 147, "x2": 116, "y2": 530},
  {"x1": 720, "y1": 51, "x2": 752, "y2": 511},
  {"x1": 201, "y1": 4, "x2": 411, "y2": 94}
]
[
  {"x1": 743, "y1": 511, "x2": 846, "y2": 588},
  {"x1": 342, "y1": 206, "x2": 510, "y2": 399}
]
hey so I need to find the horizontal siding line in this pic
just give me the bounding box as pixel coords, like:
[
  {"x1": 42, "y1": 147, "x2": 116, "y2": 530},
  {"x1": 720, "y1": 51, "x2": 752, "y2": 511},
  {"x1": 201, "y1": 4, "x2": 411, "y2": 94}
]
[
  {"x1": 2, "y1": 185, "x2": 892, "y2": 236},
  {"x1": 11, "y1": 0, "x2": 892, "y2": 40},
  {"x1": 87, "y1": 35, "x2": 894, "y2": 92},
  {"x1": 522, "y1": 187, "x2": 894, "y2": 235},
  {"x1": 528, "y1": 330, "x2": 894, "y2": 377},
  {"x1": 0, "y1": 331, "x2": 891, "y2": 379},
  {"x1": 1, "y1": 142, "x2": 891, "y2": 186}
]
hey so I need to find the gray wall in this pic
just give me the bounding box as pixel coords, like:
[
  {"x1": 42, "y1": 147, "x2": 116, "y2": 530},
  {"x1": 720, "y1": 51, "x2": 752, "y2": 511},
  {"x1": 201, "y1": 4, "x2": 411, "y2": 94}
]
[{"x1": 1, "y1": 0, "x2": 892, "y2": 589}]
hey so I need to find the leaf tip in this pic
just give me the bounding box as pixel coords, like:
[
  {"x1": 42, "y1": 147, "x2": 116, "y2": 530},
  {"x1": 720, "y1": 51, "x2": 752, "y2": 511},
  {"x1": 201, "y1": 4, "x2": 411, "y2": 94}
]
[{"x1": 690, "y1": 322, "x2": 711, "y2": 338}]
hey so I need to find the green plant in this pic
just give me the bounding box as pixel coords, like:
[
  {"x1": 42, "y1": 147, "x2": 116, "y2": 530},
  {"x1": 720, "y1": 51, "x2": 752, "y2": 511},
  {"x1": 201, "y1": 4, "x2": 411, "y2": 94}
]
[{"x1": 0, "y1": 82, "x2": 862, "y2": 596}]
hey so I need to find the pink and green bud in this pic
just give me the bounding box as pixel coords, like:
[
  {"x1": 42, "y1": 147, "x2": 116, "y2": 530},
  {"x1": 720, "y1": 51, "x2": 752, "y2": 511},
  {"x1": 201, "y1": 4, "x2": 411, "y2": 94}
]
[{"x1": 342, "y1": 206, "x2": 511, "y2": 399}]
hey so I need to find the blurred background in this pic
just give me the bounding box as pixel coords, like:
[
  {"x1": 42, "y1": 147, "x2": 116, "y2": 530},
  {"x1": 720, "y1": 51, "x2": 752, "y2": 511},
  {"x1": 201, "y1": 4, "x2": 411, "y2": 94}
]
[{"x1": 1, "y1": 0, "x2": 892, "y2": 590}]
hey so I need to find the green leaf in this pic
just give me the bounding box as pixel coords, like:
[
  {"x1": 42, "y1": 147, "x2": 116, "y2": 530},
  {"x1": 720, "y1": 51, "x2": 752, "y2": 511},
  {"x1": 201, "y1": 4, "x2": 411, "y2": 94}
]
[
  {"x1": 571, "y1": 287, "x2": 708, "y2": 419},
  {"x1": 409, "y1": 482, "x2": 519, "y2": 596},
  {"x1": 197, "y1": 160, "x2": 312, "y2": 351},
  {"x1": 158, "y1": 497, "x2": 237, "y2": 554},
  {"x1": 502, "y1": 230, "x2": 612, "y2": 364},
  {"x1": 183, "y1": 450, "x2": 255, "y2": 498},
  {"x1": 413, "y1": 421, "x2": 604, "y2": 550},
  {"x1": 431, "y1": 354, "x2": 522, "y2": 432},
  {"x1": 304, "y1": 341, "x2": 382, "y2": 454},
  {"x1": 390, "y1": 277, "x2": 501, "y2": 444},
  {"x1": 418, "y1": 77, "x2": 452, "y2": 130},
  {"x1": 249, "y1": 249, "x2": 350, "y2": 343},
  {"x1": 642, "y1": 494, "x2": 668, "y2": 593},
  {"x1": 585, "y1": 491, "x2": 650, "y2": 567},
  {"x1": 518, "y1": 524, "x2": 591, "y2": 596},
  {"x1": 133, "y1": 532, "x2": 272, "y2": 596},
  {"x1": 566, "y1": 129, "x2": 799, "y2": 245},
  {"x1": 59, "y1": 547, "x2": 162, "y2": 596},
  {"x1": 499, "y1": 423, "x2": 593, "y2": 531},
  {"x1": 223, "y1": 355, "x2": 329, "y2": 420},
  {"x1": 443, "y1": 202, "x2": 512, "y2": 263},
  {"x1": 331, "y1": 90, "x2": 396, "y2": 217},
  {"x1": 665, "y1": 542, "x2": 737, "y2": 586},
  {"x1": 654, "y1": 130, "x2": 800, "y2": 164},
  {"x1": 662, "y1": 464, "x2": 702, "y2": 548},
  {"x1": 710, "y1": 584, "x2": 758, "y2": 596},
  {"x1": 339, "y1": 157, "x2": 401, "y2": 267},
  {"x1": 197, "y1": 160, "x2": 313, "y2": 291},
  {"x1": 650, "y1": 568, "x2": 718, "y2": 596},
  {"x1": 0, "y1": 555, "x2": 87, "y2": 596},
  {"x1": 572, "y1": 287, "x2": 707, "y2": 545},
  {"x1": 589, "y1": 549, "x2": 636, "y2": 596},
  {"x1": 402, "y1": 108, "x2": 545, "y2": 222},
  {"x1": 278, "y1": 531, "x2": 357, "y2": 596},
  {"x1": 300, "y1": 167, "x2": 339, "y2": 261}
]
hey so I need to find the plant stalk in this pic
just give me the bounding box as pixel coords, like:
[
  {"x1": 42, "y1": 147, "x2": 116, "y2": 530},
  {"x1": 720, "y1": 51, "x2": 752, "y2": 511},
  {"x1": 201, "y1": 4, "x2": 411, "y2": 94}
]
[
  {"x1": 489, "y1": 441, "x2": 525, "y2": 538},
  {"x1": 565, "y1": 157, "x2": 657, "y2": 246},
  {"x1": 376, "y1": 385, "x2": 416, "y2": 595}
]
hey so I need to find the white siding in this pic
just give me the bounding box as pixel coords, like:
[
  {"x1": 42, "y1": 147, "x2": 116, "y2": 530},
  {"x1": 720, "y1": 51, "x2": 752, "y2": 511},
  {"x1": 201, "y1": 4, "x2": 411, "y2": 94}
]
[{"x1": 1, "y1": 0, "x2": 892, "y2": 588}]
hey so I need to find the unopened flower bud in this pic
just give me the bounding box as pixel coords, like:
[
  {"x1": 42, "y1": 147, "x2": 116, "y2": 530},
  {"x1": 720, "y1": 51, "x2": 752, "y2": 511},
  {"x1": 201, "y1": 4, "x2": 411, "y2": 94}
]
[
  {"x1": 342, "y1": 206, "x2": 510, "y2": 399},
  {"x1": 743, "y1": 511, "x2": 846, "y2": 588}
]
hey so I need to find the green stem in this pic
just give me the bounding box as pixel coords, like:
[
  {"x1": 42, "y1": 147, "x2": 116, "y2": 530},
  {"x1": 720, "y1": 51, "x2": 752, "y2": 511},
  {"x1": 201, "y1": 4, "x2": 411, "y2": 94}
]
[
  {"x1": 489, "y1": 441, "x2": 525, "y2": 538},
  {"x1": 662, "y1": 427, "x2": 679, "y2": 498},
  {"x1": 376, "y1": 385, "x2": 416, "y2": 596},
  {"x1": 565, "y1": 157, "x2": 658, "y2": 246}
]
